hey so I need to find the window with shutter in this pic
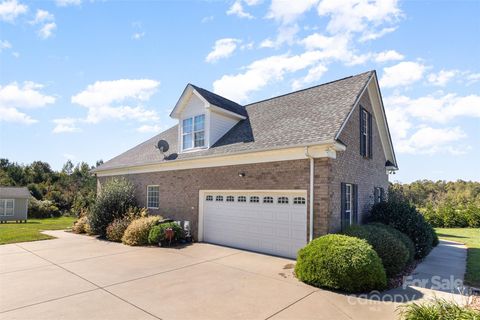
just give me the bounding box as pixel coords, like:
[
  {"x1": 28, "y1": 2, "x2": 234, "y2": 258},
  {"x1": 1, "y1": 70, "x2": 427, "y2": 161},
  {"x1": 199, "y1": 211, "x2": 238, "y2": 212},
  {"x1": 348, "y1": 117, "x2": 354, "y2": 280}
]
[
  {"x1": 360, "y1": 107, "x2": 373, "y2": 159},
  {"x1": 341, "y1": 183, "x2": 358, "y2": 230}
]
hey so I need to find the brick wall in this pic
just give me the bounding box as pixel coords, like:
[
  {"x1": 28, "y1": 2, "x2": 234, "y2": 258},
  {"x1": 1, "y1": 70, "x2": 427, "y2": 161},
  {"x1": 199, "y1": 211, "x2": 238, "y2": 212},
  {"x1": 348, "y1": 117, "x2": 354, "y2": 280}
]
[
  {"x1": 98, "y1": 159, "x2": 331, "y2": 240},
  {"x1": 329, "y1": 90, "x2": 389, "y2": 232}
]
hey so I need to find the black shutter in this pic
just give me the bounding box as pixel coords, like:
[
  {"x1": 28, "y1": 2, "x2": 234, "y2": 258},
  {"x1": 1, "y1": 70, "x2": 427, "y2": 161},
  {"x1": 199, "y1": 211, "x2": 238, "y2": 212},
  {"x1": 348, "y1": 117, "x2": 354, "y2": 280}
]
[
  {"x1": 353, "y1": 184, "x2": 358, "y2": 224},
  {"x1": 374, "y1": 187, "x2": 379, "y2": 204},
  {"x1": 341, "y1": 183, "x2": 346, "y2": 231},
  {"x1": 360, "y1": 107, "x2": 365, "y2": 157},
  {"x1": 368, "y1": 112, "x2": 373, "y2": 159},
  {"x1": 380, "y1": 187, "x2": 385, "y2": 202}
]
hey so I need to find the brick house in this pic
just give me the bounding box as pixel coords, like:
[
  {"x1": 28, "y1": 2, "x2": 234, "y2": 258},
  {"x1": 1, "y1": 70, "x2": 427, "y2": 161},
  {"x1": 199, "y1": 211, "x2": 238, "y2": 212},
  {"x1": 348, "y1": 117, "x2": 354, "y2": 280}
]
[{"x1": 93, "y1": 70, "x2": 398, "y2": 258}]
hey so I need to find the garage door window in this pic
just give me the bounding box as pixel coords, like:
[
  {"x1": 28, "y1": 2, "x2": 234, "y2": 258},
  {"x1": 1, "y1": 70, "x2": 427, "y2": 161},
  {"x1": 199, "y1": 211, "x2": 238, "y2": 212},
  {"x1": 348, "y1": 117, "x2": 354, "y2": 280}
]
[
  {"x1": 206, "y1": 195, "x2": 213, "y2": 201},
  {"x1": 216, "y1": 195, "x2": 224, "y2": 201},
  {"x1": 238, "y1": 196, "x2": 247, "y2": 202},
  {"x1": 249, "y1": 196, "x2": 259, "y2": 203},
  {"x1": 263, "y1": 196, "x2": 273, "y2": 203},
  {"x1": 294, "y1": 197, "x2": 306, "y2": 204},
  {"x1": 226, "y1": 196, "x2": 235, "y2": 202},
  {"x1": 278, "y1": 197, "x2": 289, "y2": 204}
]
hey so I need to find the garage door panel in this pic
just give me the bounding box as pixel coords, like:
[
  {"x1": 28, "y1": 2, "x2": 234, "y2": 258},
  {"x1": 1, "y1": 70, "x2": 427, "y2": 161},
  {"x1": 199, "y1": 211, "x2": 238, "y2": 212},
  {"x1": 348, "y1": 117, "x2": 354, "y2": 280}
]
[{"x1": 202, "y1": 191, "x2": 307, "y2": 258}]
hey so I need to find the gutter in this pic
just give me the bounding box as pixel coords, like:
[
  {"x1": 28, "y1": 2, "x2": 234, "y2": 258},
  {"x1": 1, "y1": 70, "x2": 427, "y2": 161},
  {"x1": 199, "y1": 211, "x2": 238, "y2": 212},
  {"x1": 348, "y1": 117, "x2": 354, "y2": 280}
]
[{"x1": 304, "y1": 146, "x2": 314, "y2": 242}]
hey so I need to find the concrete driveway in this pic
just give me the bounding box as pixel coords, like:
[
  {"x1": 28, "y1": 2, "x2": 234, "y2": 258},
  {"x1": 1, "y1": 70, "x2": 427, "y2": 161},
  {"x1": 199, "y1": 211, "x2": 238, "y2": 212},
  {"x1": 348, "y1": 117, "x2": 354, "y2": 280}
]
[{"x1": 0, "y1": 231, "x2": 409, "y2": 320}]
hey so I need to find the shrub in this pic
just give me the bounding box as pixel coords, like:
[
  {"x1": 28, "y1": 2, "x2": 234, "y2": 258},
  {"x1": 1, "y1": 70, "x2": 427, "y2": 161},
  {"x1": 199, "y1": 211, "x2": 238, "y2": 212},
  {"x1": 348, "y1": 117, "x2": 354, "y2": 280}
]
[
  {"x1": 344, "y1": 224, "x2": 409, "y2": 277},
  {"x1": 28, "y1": 198, "x2": 61, "y2": 218},
  {"x1": 369, "y1": 223, "x2": 416, "y2": 263},
  {"x1": 148, "y1": 222, "x2": 184, "y2": 245},
  {"x1": 72, "y1": 216, "x2": 88, "y2": 234},
  {"x1": 366, "y1": 198, "x2": 434, "y2": 259},
  {"x1": 106, "y1": 217, "x2": 131, "y2": 242},
  {"x1": 89, "y1": 178, "x2": 137, "y2": 237},
  {"x1": 122, "y1": 216, "x2": 161, "y2": 246},
  {"x1": 398, "y1": 298, "x2": 480, "y2": 320},
  {"x1": 295, "y1": 234, "x2": 387, "y2": 293}
]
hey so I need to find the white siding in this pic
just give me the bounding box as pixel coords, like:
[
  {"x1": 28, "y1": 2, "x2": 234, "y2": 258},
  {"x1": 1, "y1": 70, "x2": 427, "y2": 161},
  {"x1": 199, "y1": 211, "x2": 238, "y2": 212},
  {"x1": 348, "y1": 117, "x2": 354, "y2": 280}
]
[
  {"x1": 181, "y1": 93, "x2": 205, "y2": 119},
  {"x1": 209, "y1": 110, "x2": 239, "y2": 146}
]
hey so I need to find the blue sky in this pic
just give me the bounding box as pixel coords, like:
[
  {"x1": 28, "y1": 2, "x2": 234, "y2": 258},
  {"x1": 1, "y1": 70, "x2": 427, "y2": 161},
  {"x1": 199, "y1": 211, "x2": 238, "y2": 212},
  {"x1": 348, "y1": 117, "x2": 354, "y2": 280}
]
[{"x1": 0, "y1": 0, "x2": 479, "y2": 183}]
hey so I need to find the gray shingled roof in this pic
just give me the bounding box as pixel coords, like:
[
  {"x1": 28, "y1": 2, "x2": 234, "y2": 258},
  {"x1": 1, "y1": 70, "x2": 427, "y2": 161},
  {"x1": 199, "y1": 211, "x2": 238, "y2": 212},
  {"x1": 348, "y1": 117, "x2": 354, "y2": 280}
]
[
  {"x1": 95, "y1": 71, "x2": 373, "y2": 172},
  {"x1": 190, "y1": 84, "x2": 247, "y2": 117},
  {"x1": 0, "y1": 187, "x2": 31, "y2": 198}
]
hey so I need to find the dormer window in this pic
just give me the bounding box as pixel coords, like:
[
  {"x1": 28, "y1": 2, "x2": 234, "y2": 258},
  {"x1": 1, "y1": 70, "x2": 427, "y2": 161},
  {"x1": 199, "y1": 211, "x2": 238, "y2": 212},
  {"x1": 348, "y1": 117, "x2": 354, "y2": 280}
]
[{"x1": 182, "y1": 114, "x2": 205, "y2": 150}]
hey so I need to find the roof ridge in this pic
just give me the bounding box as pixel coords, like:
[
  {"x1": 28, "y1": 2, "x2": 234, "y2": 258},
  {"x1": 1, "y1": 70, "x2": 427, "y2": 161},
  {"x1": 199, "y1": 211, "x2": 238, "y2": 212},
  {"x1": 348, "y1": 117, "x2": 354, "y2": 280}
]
[
  {"x1": 243, "y1": 70, "x2": 374, "y2": 108},
  {"x1": 189, "y1": 83, "x2": 244, "y2": 108}
]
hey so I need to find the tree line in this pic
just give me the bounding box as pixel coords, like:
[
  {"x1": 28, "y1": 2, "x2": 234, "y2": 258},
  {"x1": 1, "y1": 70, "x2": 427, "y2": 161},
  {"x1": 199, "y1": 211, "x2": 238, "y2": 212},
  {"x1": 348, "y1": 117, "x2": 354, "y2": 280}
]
[
  {"x1": 391, "y1": 180, "x2": 480, "y2": 228},
  {"x1": 0, "y1": 159, "x2": 101, "y2": 218}
]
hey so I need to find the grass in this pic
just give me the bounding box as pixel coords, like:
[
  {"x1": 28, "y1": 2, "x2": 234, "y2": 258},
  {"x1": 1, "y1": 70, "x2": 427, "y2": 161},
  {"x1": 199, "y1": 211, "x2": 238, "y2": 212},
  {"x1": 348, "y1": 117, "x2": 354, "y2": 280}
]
[
  {"x1": 0, "y1": 217, "x2": 76, "y2": 245},
  {"x1": 435, "y1": 228, "x2": 480, "y2": 288},
  {"x1": 397, "y1": 297, "x2": 480, "y2": 319}
]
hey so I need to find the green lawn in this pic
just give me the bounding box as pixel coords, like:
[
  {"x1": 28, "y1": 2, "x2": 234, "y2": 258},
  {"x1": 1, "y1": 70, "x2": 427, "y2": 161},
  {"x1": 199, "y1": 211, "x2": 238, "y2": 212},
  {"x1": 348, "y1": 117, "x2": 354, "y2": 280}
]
[
  {"x1": 0, "y1": 217, "x2": 76, "y2": 245},
  {"x1": 435, "y1": 228, "x2": 480, "y2": 288}
]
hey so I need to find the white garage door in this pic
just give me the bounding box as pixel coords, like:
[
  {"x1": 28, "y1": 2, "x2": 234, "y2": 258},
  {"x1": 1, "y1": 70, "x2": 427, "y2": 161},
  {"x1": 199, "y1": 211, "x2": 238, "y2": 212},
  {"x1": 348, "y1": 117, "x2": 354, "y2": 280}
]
[{"x1": 202, "y1": 191, "x2": 307, "y2": 259}]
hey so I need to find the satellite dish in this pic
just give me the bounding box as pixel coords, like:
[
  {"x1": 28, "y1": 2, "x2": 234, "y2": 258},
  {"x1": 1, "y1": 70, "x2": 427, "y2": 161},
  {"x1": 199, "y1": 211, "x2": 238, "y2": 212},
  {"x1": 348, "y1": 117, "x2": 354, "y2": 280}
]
[{"x1": 156, "y1": 140, "x2": 170, "y2": 153}]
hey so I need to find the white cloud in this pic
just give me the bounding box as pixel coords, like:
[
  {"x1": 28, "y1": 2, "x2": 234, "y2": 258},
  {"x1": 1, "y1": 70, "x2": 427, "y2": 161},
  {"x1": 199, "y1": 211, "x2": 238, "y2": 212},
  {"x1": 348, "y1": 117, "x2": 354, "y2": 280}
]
[
  {"x1": 267, "y1": 0, "x2": 318, "y2": 25},
  {"x1": 0, "y1": 0, "x2": 27, "y2": 23},
  {"x1": 359, "y1": 26, "x2": 397, "y2": 42},
  {"x1": 30, "y1": 9, "x2": 53, "y2": 24},
  {"x1": 300, "y1": 33, "x2": 369, "y2": 65},
  {"x1": 0, "y1": 81, "x2": 55, "y2": 123},
  {"x1": 374, "y1": 50, "x2": 404, "y2": 63},
  {"x1": 0, "y1": 81, "x2": 56, "y2": 109},
  {"x1": 205, "y1": 38, "x2": 241, "y2": 63},
  {"x1": 0, "y1": 39, "x2": 12, "y2": 52},
  {"x1": 213, "y1": 51, "x2": 323, "y2": 102},
  {"x1": 12, "y1": 51, "x2": 19, "y2": 58},
  {"x1": 71, "y1": 79, "x2": 160, "y2": 124},
  {"x1": 260, "y1": 24, "x2": 300, "y2": 48},
  {"x1": 385, "y1": 92, "x2": 480, "y2": 155},
  {"x1": 38, "y1": 22, "x2": 56, "y2": 39},
  {"x1": 380, "y1": 61, "x2": 426, "y2": 88},
  {"x1": 0, "y1": 107, "x2": 37, "y2": 124},
  {"x1": 292, "y1": 63, "x2": 327, "y2": 90},
  {"x1": 227, "y1": 1, "x2": 253, "y2": 19},
  {"x1": 395, "y1": 126, "x2": 467, "y2": 155},
  {"x1": 132, "y1": 32, "x2": 145, "y2": 40},
  {"x1": 53, "y1": 118, "x2": 80, "y2": 133},
  {"x1": 55, "y1": 0, "x2": 81, "y2": 7},
  {"x1": 385, "y1": 93, "x2": 480, "y2": 124},
  {"x1": 136, "y1": 124, "x2": 163, "y2": 133},
  {"x1": 317, "y1": 0, "x2": 402, "y2": 34},
  {"x1": 466, "y1": 72, "x2": 480, "y2": 84},
  {"x1": 427, "y1": 69, "x2": 457, "y2": 86},
  {"x1": 62, "y1": 153, "x2": 77, "y2": 160},
  {"x1": 201, "y1": 15, "x2": 214, "y2": 23},
  {"x1": 259, "y1": 38, "x2": 275, "y2": 48}
]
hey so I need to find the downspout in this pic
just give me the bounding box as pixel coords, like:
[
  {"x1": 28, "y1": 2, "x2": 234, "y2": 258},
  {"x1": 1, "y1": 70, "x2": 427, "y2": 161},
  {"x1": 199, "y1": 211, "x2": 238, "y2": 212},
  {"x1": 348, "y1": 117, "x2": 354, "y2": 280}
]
[{"x1": 304, "y1": 147, "x2": 314, "y2": 242}]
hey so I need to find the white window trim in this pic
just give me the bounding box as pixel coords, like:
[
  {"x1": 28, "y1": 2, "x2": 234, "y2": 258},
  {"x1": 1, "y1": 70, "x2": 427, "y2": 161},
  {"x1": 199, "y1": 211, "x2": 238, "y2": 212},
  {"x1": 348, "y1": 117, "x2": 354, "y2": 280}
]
[
  {"x1": 146, "y1": 185, "x2": 160, "y2": 209},
  {"x1": 0, "y1": 199, "x2": 15, "y2": 217},
  {"x1": 181, "y1": 113, "x2": 206, "y2": 152},
  {"x1": 345, "y1": 184, "x2": 353, "y2": 226}
]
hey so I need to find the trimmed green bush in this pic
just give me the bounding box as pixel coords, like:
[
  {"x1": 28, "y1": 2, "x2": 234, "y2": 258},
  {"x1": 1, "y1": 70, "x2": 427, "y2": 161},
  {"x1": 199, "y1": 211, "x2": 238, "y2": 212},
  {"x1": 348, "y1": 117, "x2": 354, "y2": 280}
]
[
  {"x1": 89, "y1": 178, "x2": 137, "y2": 237},
  {"x1": 366, "y1": 198, "x2": 435, "y2": 259},
  {"x1": 106, "y1": 217, "x2": 131, "y2": 242},
  {"x1": 148, "y1": 222, "x2": 184, "y2": 245},
  {"x1": 344, "y1": 224, "x2": 409, "y2": 277},
  {"x1": 122, "y1": 216, "x2": 161, "y2": 246},
  {"x1": 295, "y1": 234, "x2": 387, "y2": 293},
  {"x1": 398, "y1": 298, "x2": 480, "y2": 320},
  {"x1": 369, "y1": 222, "x2": 416, "y2": 263}
]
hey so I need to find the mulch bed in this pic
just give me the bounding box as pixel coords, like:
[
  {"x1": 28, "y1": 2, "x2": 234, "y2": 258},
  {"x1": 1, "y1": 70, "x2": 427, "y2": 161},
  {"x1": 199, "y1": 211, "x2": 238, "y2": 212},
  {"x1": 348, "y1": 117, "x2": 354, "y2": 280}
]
[{"x1": 387, "y1": 259, "x2": 422, "y2": 290}]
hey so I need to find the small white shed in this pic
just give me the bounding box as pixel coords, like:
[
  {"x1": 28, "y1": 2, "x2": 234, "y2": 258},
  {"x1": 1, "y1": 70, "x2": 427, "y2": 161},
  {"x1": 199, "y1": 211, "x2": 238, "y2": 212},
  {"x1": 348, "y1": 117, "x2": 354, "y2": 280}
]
[{"x1": 0, "y1": 187, "x2": 30, "y2": 223}]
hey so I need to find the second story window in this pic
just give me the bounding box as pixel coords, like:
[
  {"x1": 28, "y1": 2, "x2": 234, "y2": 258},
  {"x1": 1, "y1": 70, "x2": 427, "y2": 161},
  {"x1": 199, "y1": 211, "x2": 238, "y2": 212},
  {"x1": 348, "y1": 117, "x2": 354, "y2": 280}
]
[
  {"x1": 182, "y1": 114, "x2": 205, "y2": 150},
  {"x1": 360, "y1": 107, "x2": 372, "y2": 158}
]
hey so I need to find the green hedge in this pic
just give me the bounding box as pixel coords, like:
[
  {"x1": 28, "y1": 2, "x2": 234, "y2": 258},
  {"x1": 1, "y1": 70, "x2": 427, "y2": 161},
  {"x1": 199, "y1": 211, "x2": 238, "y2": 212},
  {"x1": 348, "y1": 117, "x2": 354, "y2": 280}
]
[
  {"x1": 148, "y1": 222, "x2": 184, "y2": 245},
  {"x1": 295, "y1": 234, "x2": 386, "y2": 293},
  {"x1": 366, "y1": 199, "x2": 436, "y2": 259},
  {"x1": 344, "y1": 224, "x2": 409, "y2": 277},
  {"x1": 369, "y1": 222, "x2": 416, "y2": 263}
]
